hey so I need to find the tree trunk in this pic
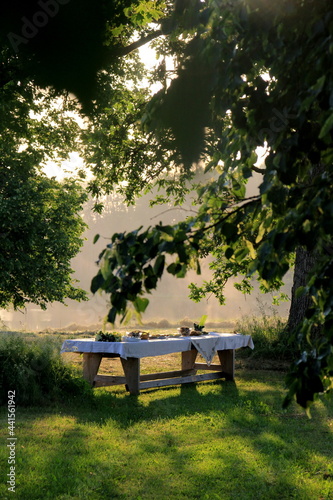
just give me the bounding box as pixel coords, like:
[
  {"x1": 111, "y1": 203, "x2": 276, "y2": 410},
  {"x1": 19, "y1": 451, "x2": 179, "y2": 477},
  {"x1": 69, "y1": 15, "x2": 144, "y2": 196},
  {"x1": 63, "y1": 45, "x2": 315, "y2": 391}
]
[
  {"x1": 287, "y1": 246, "x2": 324, "y2": 344},
  {"x1": 287, "y1": 246, "x2": 315, "y2": 333},
  {"x1": 287, "y1": 164, "x2": 326, "y2": 337}
]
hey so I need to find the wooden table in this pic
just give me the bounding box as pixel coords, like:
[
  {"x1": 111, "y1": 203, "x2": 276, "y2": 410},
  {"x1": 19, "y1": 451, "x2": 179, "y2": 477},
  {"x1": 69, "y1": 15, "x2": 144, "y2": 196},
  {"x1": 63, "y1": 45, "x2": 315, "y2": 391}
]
[{"x1": 61, "y1": 333, "x2": 254, "y2": 395}]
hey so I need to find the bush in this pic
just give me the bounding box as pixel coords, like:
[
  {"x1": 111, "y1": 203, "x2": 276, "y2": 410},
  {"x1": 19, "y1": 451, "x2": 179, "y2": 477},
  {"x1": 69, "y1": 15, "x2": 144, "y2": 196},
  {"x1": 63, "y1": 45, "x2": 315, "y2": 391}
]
[
  {"x1": 236, "y1": 315, "x2": 298, "y2": 361},
  {"x1": 0, "y1": 333, "x2": 92, "y2": 406},
  {"x1": 157, "y1": 319, "x2": 172, "y2": 328}
]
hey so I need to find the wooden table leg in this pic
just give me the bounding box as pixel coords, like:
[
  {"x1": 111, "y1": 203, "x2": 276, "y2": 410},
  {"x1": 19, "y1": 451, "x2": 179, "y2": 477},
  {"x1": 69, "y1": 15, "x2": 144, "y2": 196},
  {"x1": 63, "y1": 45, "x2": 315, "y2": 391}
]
[
  {"x1": 82, "y1": 353, "x2": 103, "y2": 386},
  {"x1": 181, "y1": 349, "x2": 198, "y2": 372},
  {"x1": 217, "y1": 349, "x2": 235, "y2": 381},
  {"x1": 121, "y1": 357, "x2": 140, "y2": 395}
]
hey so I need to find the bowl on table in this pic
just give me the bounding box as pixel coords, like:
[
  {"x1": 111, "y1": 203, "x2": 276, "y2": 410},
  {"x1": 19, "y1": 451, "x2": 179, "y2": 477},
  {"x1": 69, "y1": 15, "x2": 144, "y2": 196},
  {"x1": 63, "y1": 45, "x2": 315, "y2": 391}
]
[{"x1": 178, "y1": 327, "x2": 190, "y2": 336}]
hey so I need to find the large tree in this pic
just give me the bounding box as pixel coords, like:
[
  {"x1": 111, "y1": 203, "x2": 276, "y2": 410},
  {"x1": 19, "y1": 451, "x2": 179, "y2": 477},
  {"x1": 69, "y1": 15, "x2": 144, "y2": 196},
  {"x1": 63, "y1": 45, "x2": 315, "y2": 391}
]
[
  {"x1": 89, "y1": 0, "x2": 333, "y2": 410},
  {"x1": 0, "y1": 174, "x2": 87, "y2": 310},
  {"x1": 0, "y1": 41, "x2": 89, "y2": 309}
]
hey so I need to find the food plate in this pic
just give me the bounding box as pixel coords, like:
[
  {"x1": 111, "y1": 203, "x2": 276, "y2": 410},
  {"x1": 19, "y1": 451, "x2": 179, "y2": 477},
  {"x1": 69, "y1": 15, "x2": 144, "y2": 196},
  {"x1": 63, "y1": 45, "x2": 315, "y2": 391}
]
[{"x1": 123, "y1": 337, "x2": 141, "y2": 342}]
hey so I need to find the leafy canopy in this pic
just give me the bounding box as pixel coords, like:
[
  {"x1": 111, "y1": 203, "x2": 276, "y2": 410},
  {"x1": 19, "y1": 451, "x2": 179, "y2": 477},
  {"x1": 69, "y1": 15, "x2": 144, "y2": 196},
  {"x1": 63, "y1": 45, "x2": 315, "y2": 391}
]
[{"x1": 91, "y1": 0, "x2": 333, "y2": 409}]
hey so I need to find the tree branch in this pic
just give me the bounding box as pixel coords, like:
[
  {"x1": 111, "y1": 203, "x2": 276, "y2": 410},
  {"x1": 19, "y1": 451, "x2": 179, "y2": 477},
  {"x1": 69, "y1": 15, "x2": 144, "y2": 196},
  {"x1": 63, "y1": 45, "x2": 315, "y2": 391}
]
[
  {"x1": 251, "y1": 165, "x2": 266, "y2": 174},
  {"x1": 150, "y1": 206, "x2": 198, "y2": 220},
  {"x1": 192, "y1": 196, "x2": 261, "y2": 235},
  {"x1": 115, "y1": 30, "x2": 163, "y2": 57}
]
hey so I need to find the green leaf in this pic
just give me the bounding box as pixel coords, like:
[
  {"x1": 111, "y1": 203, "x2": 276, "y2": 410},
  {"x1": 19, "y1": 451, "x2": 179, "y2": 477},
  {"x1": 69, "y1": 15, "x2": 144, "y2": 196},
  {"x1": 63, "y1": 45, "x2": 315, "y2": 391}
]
[
  {"x1": 90, "y1": 273, "x2": 104, "y2": 294},
  {"x1": 174, "y1": 229, "x2": 187, "y2": 243},
  {"x1": 144, "y1": 265, "x2": 154, "y2": 277},
  {"x1": 225, "y1": 247, "x2": 234, "y2": 259},
  {"x1": 121, "y1": 308, "x2": 134, "y2": 325},
  {"x1": 156, "y1": 225, "x2": 174, "y2": 236},
  {"x1": 107, "y1": 307, "x2": 117, "y2": 325},
  {"x1": 153, "y1": 254, "x2": 165, "y2": 277},
  {"x1": 234, "y1": 247, "x2": 249, "y2": 261},
  {"x1": 302, "y1": 219, "x2": 312, "y2": 232},
  {"x1": 176, "y1": 263, "x2": 187, "y2": 278},
  {"x1": 319, "y1": 113, "x2": 333, "y2": 139},
  {"x1": 198, "y1": 314, "x2": 207, "y2": 327},
  {"x1": 111, "y1": 293, "x2": 126, "y2": 311},
  {"x1": 105, "y1": 276, "x2": 120, "y2": 294},
  {"x1": 310, "y1": 75, "x2": 326, "y2": 95},
  {"x1": 144, "y1": 275, "x2": 158, "y2": 290},
  {"x1": 167, "y1": 262, "x2": 182, "y2": 275},
  {"x1": 93, "y1": 234, "x2": 100, "y2": 244},
  {"x1": 133, "y1": 297, "x2": 149, "y2": 313},
  {"x1": 246, "y1": 240, "x2": 256, "y2": 259},
  {"x1": 255, "y1": 223, "x2": 266, "y2": 244}
]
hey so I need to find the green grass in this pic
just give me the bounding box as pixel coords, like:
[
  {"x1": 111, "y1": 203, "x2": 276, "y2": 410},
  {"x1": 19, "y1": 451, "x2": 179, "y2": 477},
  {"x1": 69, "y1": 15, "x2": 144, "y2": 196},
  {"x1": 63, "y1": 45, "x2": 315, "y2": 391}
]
[
  {"x1": 236, "y1": 314, "x2": 296, "y2": 361},
  {"x1": 0, "y1": 328, "x2": 332, "y2": 500}
]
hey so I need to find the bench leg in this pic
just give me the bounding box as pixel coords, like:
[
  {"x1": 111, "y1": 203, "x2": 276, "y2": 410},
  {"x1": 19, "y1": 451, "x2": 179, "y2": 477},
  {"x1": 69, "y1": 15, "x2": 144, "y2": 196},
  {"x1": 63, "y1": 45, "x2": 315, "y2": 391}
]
[
  {"x1": 121, "y1": 357, "x2": 140, "y2": 395},
  {"x1": 217, "y1": 349, "x2": 235, "y2": 381},
  {"x1": 82, "y1": 353, "x2": 102, "y2": 386}
]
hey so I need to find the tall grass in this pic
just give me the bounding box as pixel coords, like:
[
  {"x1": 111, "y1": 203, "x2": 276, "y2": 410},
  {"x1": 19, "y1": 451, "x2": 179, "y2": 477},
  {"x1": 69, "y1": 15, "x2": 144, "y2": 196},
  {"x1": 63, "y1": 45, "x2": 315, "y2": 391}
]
[
  {"x1": 236, "y1": 314, "x2": 297, "y2": 361},
  {"x1": 0, "y1": 332, "x2": 92, "y2": 406}
]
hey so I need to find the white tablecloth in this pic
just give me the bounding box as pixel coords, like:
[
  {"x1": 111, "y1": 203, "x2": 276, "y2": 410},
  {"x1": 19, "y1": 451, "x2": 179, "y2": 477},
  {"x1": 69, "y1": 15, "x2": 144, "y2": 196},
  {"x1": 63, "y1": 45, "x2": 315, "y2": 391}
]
[{"x1": 61, "y1": 333, "x2": 254, "y2": 364}]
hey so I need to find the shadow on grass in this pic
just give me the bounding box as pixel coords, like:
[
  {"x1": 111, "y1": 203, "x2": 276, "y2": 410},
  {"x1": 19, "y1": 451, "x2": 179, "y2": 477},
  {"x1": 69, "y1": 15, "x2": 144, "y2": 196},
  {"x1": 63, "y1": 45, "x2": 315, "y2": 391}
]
[
  {"x1": 8, "y1": 373, "x2": 333, "y2": 500},
  {"x1": 35, "y1": 371, "x2": 330, "y2": 432},
  {"x1": 72, "y1": 379, "x2": 241, "y2": 427}
]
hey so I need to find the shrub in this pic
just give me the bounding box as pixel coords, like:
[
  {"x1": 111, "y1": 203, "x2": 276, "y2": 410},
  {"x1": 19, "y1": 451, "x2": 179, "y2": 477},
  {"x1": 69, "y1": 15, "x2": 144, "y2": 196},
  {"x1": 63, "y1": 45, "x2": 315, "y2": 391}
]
[
  {"x1": 157, "y1": 319, "x2": 172, "y2": 328},
  {"x1": 236, "y1": 315, "x2": 298, "y2": 361},
  {"x1": 0, "y1": 333, "x2": 92, "y2": 406}
]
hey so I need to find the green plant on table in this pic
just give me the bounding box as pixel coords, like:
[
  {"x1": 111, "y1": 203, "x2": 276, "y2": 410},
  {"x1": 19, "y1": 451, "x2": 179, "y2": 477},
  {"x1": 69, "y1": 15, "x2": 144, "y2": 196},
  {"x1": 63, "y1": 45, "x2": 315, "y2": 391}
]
[
  {"x1": 95, "y1": 331, "x2": 122, "y2": 342},
  {"x1": 193, "y1": 323, "x2": 205, "y2": 332},
  {"x1": 193, "y1": 314, "x2": 208, "y2": 332}
]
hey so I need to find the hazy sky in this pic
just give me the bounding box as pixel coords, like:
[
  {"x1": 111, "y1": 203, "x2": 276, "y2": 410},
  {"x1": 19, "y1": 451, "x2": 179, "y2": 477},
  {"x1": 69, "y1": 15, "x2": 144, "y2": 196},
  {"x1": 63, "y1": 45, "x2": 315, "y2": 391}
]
[{"x1": 1, "y1": 186, "x2": 291, "y2": 331}]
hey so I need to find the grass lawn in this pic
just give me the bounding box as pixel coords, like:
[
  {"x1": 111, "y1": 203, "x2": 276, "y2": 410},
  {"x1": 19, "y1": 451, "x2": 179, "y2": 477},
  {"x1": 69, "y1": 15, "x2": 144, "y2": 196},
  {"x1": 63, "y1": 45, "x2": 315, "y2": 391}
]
[{"x1": 0, "y1": 333, "x2": 333, "y2": 499}]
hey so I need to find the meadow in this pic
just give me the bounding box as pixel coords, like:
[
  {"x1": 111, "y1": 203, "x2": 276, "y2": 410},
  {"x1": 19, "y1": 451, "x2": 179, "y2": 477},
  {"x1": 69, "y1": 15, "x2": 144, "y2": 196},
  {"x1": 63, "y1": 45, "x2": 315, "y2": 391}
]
[{"x1": 0, "y1": 319, "x2": 332, "y2": 500}]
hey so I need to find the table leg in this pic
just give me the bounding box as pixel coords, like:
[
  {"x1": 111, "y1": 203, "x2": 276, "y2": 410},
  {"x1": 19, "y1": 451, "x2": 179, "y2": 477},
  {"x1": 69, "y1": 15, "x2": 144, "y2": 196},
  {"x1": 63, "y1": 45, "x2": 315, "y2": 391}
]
[
  {"x1": 217, "y1": 349, "x2": 235, "y2": 380},
  {"x1": 121, "y1": 357, "x2": 140, "y2": 395},
  {"x1": 181, "y1": 349, "x2": 198, "y2": 372},
  {"x1": 82, "y1": 353, "x2": 103, "y2": 386}
]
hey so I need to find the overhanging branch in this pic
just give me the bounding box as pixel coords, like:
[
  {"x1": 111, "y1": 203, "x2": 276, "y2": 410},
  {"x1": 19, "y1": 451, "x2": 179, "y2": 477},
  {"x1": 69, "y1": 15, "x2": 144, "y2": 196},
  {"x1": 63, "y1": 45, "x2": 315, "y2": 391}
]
[
  {"x1": 115, "y1": 30, "x2": 163, "y2": 57},
  {"x1": 251, "y1": 165, "x2": 266, "y2": 174}
]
